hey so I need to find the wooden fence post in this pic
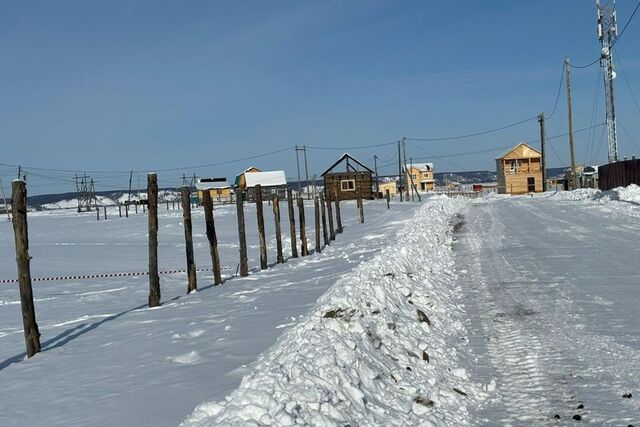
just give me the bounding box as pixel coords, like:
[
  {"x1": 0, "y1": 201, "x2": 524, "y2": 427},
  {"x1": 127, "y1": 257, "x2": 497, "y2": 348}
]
[
  {"x1": 202, "y1": 190, "x2": 222, "y2": 285},
  {"x1": 173, "y1": 200, "x2": 175, "y2": 210},
  {"x1": 167, "y1": 200, "x2": 169, "y2": 210},
  {"x1": 235, "y1": 188, "x2": 249, "y2": 276},
  {"x1": 386, "y1": 189, "x2": 390, "y2": 209},
  {"x1": 181, "y1": 186, "x2": 197, "y2": 293},
  {"x1": 326, "y1": 191, "x2": 335, "y2": 241},
  {"x1": 135, "y1": 202, "x2": 138, "y2": 214},
  {"x1": 287, "y1": 188, "x2": 298, "y2": 258},
  {"x1": 11, "y1": 180, "x2": 41, "y2": 358},
  {"x1": 334, "y1": 187, "x2": 343, "y2": 234},
  {"x1": 320, "y1": 193, "x2": 329, "y2": 246},
  {"x1": 314, "y1": 197, "x2": 321, "y2": 253},
  {"x1": 119, "y1": 204, "x2": 122, "y2": 217},
  {"x1": 298, "y1": 196, "x2": 309, "y2": 256},
  {"x1": 148, "y1": 173, "x2": 161, "y2": 307},
  {"x1": 143, "y1": 203, "x2": 146, "y2": 213},
  {"x1": 273, "y1": 195, "x2": 284, "y2": 263},
  {"x1": 104, "y1": 206, "x2": 107, "y2": 220},
  {"x1": 125, "y1": 204, "x2": 129, "y2": 218},
  {"x1": 358, "y1": 189, "x2": 364, "y2": 224},
  {"x1": 96, "y1": 207, "x2": 100, "y2": 221},
  {"x1": 255, "y1": 185, "x2": 268, "y2": 270}
]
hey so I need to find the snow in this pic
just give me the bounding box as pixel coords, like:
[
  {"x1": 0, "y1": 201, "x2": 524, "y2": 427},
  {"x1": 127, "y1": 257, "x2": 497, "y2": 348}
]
[
  {"x1": 0, "y1": 197, "x2": 422, "y2": 426},
  {"x1": 244, "y1": 171, "x2": 287, "y2": 187},
  {"x1": 542, "y1": 183, "x2": 640, "y2": 204},
  {"x1": 181, "y1": 197, "x2": 483, "y2": 426},
  {"x1": 456, "y1": 188, "x2": 640, "y2": 424},
  {"x1": 3, "y1": 185, "x2": 640, "y2": 426}
]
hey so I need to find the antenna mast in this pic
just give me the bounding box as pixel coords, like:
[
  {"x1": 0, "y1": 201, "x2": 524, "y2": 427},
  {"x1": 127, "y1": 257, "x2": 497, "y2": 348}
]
[{"x1": 596, "y1": 0, "x2": 619, "y2": 163}]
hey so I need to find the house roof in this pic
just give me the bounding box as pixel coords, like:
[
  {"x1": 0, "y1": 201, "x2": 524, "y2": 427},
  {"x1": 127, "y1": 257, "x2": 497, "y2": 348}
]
[
  {"x1": 196, "y1": 178, "x2": 230, "y2": 190},
  {"x1": 404, "y1": 162, "x2": 434, "y2": 172},
  {"x1": 496, "y1": 142, "x2": 542, "y2": 160},
  {"x1": 321, "y1": 152, "x2": 374, "y2": 177},
  {"x1": 243, "y1": 170, "x2": 287, "y2": 187}
]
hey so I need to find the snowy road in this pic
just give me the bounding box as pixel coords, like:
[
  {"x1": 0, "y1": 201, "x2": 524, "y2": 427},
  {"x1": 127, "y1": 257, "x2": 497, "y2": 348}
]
[{"x1": 456, "y1": 196, "x2": 640, "y2": 425}]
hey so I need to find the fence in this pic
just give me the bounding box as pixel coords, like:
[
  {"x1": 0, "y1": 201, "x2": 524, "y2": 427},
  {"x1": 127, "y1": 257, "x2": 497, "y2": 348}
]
[
  {"x1": 5, "y1": 176, "x2": 372, "y2": 359},
  {"x1": 598, "y1": 158, "x2": 640, "y2": 191}
]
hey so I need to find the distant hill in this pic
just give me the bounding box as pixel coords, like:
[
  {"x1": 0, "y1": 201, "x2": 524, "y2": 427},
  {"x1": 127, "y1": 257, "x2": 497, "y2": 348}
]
[{"x1": 27, "y1": 188, "x2": 181, "y2": 210}]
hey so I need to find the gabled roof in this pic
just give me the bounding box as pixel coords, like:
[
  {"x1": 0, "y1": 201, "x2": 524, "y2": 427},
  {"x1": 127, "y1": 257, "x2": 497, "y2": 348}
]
[
  {"x1": 244, "y1": 170, "x2": 287, "y2": 187},
  {"x1": 321, "y1": 152, "x2": 374, "y2": 177},
  {"x1": 496, "y1": 142, "x2": 541, "y2": 160},
  {"x1": 243, "y1": 166, "x2": 262, "y2": 173}
]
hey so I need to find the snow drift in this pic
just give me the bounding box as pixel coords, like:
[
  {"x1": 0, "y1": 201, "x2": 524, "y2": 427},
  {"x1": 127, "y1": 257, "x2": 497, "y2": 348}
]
[{"x1": 182, "y1": 197, "x2": 481, "y2": 426}]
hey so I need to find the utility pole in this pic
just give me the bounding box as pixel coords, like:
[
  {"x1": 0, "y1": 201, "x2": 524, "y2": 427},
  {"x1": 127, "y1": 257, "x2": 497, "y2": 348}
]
[
  {"x1": 303, "y1": 145, "x2": 310, "y2": 200},
  {"x1": 128, "y1": 170, "x2": 133, "y2": 206},
  {"x1": 397, "y1": 140, "x2": 403, "y2": 202},
  {"x1": 402, "y1": 138, "x2": 409, "y2": 199},
  {"x1": 538, "y1": 113, "x2": 547, "y2": 191},
  {"x1": 409, "y1": 157, "x2": 414, "y2": 201},
  {"x1": 596, "y1": 0, "x2": 619, "y2": 163},
  {"x1": 565, "y1": 56, "x2": 578, "y2": 190},
  {"x1": 294, "y1": 145, "x2": 302, "y2": 196},
  {"x1": 373, "y1": 155, "x2": 379, "y2": 198}
]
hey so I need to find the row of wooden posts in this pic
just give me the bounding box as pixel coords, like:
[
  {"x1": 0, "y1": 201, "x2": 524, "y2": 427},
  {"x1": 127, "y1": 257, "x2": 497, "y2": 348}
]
[
  {"x1": 10, "y1": 175, "x2": 375, "y2": 359},
  {"x1": 94, "y1": 197, "x2": 196, "y2": 221}
]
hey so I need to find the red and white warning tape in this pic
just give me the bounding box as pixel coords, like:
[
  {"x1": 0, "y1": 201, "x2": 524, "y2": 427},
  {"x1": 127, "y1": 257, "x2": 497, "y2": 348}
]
[{"x1": 1, "y1": 267, "x2": 217, "y2": 284}]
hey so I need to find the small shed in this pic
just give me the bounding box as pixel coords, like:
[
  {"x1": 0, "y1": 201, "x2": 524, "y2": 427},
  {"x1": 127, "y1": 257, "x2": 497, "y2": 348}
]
[
  {"x1": 321, "y1": 153, "x2": 374, "y2": 201},
  {"x1": 196, "y1": 178, "x2": 232, "y2": 203}
]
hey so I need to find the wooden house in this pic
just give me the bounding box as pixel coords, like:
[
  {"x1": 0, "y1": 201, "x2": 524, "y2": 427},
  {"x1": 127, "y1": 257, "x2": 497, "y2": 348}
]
[
  {"x1": 321, "y1": 153, "x2": 374, "y2": 201},
  {"x1": 496, "y1": 143, "x2": 543, "y2": 194},
  {"x1": 405, "y1": 163, "x2": 435, "y2": 191},
  {"x1": 234, "y1": 167, "x2": 287, "y2": 201},
  {"x1": 196, "y1": 178, "x2": 232, "y2": 203}
]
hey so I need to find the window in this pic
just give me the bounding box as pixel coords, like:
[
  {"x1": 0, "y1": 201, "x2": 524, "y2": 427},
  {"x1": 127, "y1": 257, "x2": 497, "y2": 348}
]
[
  {"x1": 341, "y1": 179, "x2": 356, "y2": 191},
  {"x1": 411, "y1": 174, "x2": 417, "y2": 180}
]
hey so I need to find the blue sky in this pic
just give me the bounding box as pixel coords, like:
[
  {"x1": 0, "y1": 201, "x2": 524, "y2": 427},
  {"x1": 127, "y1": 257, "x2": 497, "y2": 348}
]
[{"x1": 1, "y1": 0, "x2": 639, "y2": 194}]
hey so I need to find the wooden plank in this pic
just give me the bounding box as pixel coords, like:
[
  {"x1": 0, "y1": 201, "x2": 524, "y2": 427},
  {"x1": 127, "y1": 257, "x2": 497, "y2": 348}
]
[
  {"x1": 11, "y1": 180, "x2": 41, "y2": 358},
  {"x1": 273, "y1": 195, "x2": 284, "y2": 263},
  {"x1": 320, "y1": 193, "x2": 329, "y2": 246},
  {"x1": 235, "y1": 188, "x2": 249, "y2": 276},
  {"x1": 287, "y1": 188, "x2": 298, "y2": 258},
  {"x1": 181, "y1": 186, "x2": 198, "y2": 292},
  {"x1": 255, "y1": 184, "x2": 268, "y2": 269},
  {"x1": 148, "y1": 173, "x2": 161, "y2": 307},
  {"x1": 202, "y1": 190, "x2": 222, "y2": 285},
  {"x1": 314, "y1": 196, "x2": 321, "y2": 253},
  {"x1": 298, "y1": 196, "x2": 309, "y2": 256}
]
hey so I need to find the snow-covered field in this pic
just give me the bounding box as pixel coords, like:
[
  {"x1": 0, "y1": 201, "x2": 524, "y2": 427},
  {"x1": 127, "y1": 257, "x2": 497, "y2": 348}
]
[
  {"x1": 2, "y1": 185, "x2": 640, "y2": 426},
  {"x1": 1, "y1": 196, "x2": 446, "y2": 426}
]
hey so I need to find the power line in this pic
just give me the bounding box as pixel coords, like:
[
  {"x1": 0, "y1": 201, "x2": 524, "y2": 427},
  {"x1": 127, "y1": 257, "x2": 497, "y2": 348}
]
[
  {"x1": 547, "y1": 61, "x2": 566, "y2": 120},
  {"x1": 305, "y1": 140, "x2": 398, "y2": 151},
  {"x1": 614, "y1": 47, "x2": 640, "y2": 115},
  {"x1": 572, "y1": 0, "x2": 640, "y2": 69},
  {"x1": 617, "y1": 118, "x2": 640, "y2": 152},
  {"x1": 405, "y1": 115, "x2": 538, "y2": 142}
]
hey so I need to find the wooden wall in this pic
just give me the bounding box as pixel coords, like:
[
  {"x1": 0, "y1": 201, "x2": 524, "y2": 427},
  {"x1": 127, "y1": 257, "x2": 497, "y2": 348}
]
[{"x1": 324, "y1": 172, "x2": 373, "y2": 201}]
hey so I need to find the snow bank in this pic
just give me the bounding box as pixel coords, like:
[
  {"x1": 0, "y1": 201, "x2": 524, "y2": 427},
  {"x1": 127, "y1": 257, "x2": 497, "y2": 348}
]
[
  {"x1": 182, "y1": 197, "x2": 480, "y2": 426},
  {"x1": 545, "y1": 184, "x2": 640, "y2": 204}
]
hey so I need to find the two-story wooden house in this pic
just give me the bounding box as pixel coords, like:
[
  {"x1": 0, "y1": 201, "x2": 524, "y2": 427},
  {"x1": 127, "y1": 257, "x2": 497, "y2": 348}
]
[{"x1": 496, "y1": 143, "x2": 543, "y2": 194}]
